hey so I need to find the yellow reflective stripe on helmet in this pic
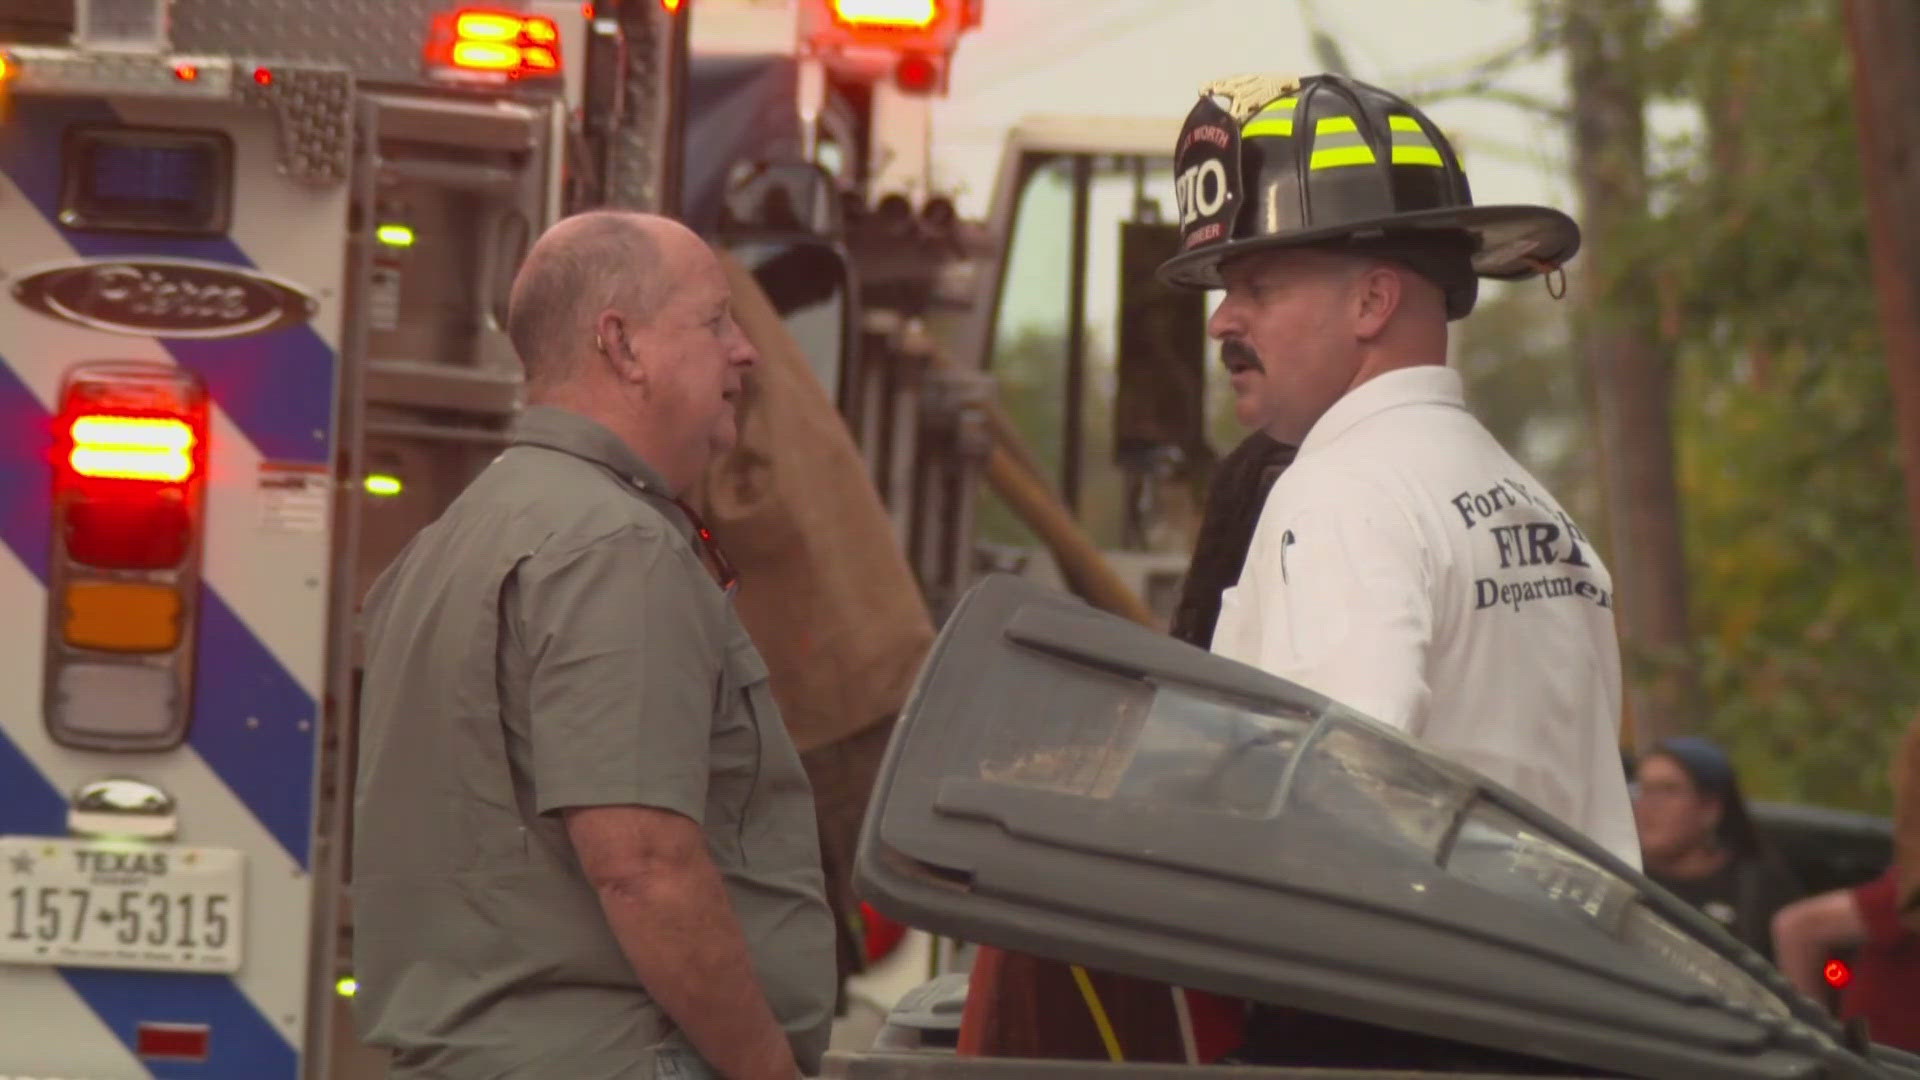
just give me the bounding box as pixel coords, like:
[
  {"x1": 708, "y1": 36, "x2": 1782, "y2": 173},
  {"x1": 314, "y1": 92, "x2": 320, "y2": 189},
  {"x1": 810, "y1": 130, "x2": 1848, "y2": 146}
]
[
  {"x1": 1244, "y1": 97, "x2": 1298, "y2": 138},
  {"x1": 1309, "y1": 115, "x2": 1375, "y2": 168},
  {"x1": 1387, "y1": 114, "x2": 1445, "y2": 168},
  {"x1": 1310, "y1": 145, "x2": 1378, "y2": 169}
]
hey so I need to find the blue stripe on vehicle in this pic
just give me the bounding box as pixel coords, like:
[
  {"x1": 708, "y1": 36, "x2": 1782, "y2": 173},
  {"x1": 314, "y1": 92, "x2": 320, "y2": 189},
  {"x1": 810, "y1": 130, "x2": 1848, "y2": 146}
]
[
  {"x1": 0, "y1": 348, "x2": 318, "y2": 870},
  {"x1": 188, "y1": 590, "x2": 320, "y2": 868},
  {"x1": 0, "y1": 726, "x2": 66, "y2": 835},
  {"x1": 63, "y1": 967, "x2": 297, "y2": 1079},
  {"x1": 0, "y1": 95, "x2": 336, "y2": 464},
  {"x1": 0, "y1": 355, "x2": 52, "y2": 581},
  {"x1": 0, "y1": 692, "x2": 297, "y2": 1078}
]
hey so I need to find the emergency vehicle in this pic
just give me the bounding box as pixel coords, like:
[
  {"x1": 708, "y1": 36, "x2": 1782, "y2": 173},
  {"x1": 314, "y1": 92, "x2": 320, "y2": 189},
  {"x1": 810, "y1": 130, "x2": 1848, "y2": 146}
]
[{"x1": 0, "y1": 0, "x2": 978, "y2": 1076}]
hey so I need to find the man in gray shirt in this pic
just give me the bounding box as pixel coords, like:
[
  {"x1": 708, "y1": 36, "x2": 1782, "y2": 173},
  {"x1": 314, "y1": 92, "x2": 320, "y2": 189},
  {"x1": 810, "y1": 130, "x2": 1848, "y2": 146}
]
[{"x1": 352, "y1": 210, "x2": 837, "y2": 1079}]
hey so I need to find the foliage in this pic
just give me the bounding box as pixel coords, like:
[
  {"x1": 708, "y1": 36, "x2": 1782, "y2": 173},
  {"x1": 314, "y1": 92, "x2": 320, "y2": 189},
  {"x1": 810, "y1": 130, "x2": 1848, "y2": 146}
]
[
  {"x1": 1509, "y1": 0, "x2": 1920, "y2": 811},
  {"x1": 1648, "y1": 0, "x2": 1918, "y2": 812},
  {"x1": 1454, "y1": 281, "x2": 1604, "y2": 532}
]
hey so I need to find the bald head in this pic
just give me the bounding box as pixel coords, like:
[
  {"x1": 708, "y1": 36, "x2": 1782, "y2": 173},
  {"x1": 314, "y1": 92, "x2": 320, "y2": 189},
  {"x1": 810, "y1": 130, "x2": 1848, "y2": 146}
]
[{"x1": 506, "y1": 210, "x2": 697, "y2": 392}]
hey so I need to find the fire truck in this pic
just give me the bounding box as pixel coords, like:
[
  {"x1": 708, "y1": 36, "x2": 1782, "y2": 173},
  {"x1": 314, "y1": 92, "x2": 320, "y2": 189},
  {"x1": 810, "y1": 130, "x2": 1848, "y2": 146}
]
[{"x1": 0, "y1": 0, "x2": 981, "y2": 1076}]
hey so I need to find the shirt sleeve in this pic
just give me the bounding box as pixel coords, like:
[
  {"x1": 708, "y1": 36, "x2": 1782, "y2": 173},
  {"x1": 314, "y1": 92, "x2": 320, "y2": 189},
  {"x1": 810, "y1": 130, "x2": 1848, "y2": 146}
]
[
  {"x1": 1226, "y1": 472, "x2": 1435, "y2": 734},
  {"x1": 515, "y1": 524, "x2": 722, "y2": 821},
  {"x1": 1852, "y1": 869, "x2": 1906, "y2": 949}
]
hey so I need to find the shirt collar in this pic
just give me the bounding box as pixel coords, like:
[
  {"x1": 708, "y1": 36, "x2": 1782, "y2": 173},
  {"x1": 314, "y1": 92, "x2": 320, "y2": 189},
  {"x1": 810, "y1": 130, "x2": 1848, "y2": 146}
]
[
  {"x1": 1297, "y1": 365, "x2": 1466, "y2": 456},
  {"x1": 511, "y1": 405, "x2": 673, "y2": 494}
]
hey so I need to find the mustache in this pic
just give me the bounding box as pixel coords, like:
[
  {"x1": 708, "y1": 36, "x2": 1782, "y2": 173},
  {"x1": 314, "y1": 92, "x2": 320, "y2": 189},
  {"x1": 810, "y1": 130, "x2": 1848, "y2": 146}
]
[{"x1": 1220, "y1": 339, "x2": 1263, "y2": 374}]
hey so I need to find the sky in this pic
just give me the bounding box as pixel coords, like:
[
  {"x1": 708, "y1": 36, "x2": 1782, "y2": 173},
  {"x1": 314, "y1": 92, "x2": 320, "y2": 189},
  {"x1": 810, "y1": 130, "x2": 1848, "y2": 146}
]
[{"x1": 925, "y1": 0, "x2": 1577, "y2": 218}]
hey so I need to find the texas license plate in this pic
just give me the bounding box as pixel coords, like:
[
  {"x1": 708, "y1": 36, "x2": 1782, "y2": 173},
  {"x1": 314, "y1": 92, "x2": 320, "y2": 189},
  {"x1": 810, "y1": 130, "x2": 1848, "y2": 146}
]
[{"x1": 0, "y1": 836, "x2": 244, "y2": 973}]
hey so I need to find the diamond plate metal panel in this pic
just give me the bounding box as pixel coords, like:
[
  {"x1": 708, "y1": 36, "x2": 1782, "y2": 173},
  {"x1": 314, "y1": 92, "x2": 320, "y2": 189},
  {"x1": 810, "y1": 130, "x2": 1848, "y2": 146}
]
[
  {"x1": 170, "y1": 0, "x2": 564, "y2": 92},
  {"x1": 240, "y1": 67, "x2": 354, "y2": 186}
]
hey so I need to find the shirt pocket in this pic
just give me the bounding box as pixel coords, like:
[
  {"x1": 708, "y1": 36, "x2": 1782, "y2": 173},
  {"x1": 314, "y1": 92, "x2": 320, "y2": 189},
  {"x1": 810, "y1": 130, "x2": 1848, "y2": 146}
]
[{"x1": 708, "y1": 634, "x2": 769, "y2": 857}]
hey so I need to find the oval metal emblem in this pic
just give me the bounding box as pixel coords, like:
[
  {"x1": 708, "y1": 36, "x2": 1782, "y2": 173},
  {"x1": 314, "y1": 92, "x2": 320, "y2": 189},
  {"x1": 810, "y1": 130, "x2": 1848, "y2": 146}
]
[{"x1": 10, "y1": 257, "x2": 319, "y2": 339}]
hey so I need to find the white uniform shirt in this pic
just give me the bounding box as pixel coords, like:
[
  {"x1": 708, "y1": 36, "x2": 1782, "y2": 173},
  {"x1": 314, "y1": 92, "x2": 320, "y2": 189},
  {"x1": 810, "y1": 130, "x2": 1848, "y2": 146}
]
[{"x1": 1212, "y1": 366, "x2": 1641, "y2": 868}]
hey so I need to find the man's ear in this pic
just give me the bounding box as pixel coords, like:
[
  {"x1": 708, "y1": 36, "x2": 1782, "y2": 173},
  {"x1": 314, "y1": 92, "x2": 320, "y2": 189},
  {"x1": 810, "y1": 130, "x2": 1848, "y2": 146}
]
[
  {"x1": 1352, "y1": 261, "x2": 1403, "y2": 341},
  {"x1": 593, "y1": 310, "x2": 647, "y2": 387}
]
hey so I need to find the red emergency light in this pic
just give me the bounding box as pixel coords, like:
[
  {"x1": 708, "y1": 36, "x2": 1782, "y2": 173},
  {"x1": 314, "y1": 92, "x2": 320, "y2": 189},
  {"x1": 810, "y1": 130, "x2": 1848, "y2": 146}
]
[
  {"x1": 425, "y1": 8, "x2": 563, "y2": 81},
  {"x1": 68, "y1": 416, "x2": 196, "y2": 483},
  {"x1": 803, "y1": 0, "x2": 969, "y2": 95},
  {"x1": 894, "y1": 51, "x2": 938, "y2": 93},
  {"x1": 52, "y1": 364, "x2": 208, "y2": 571},
  {"x1": 832, "y1": 0, "x2": 941, "y2": 30}
]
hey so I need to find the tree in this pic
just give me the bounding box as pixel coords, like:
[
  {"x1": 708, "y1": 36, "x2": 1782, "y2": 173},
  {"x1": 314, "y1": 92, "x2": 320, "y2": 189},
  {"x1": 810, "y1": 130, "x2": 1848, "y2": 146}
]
[
  {"x1": 1656, "y1": 0, "x2": 1920, "y2": 811},
  {"x1": 1562, "y1": 0, "x2": 1704, "y2": 748},
  {"x1": 1844, "y1": 0, "x2": 1920, "y2": 581},
  {"x1": 1463, "y1": 0, "x2": 1918, "y2": 811}
]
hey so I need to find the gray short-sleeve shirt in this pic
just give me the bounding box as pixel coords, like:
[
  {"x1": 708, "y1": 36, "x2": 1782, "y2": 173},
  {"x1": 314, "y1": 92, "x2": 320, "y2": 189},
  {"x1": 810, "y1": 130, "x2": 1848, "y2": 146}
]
[{"x1": 351, "y1": 406, "x2": 837, "y2": 1079}]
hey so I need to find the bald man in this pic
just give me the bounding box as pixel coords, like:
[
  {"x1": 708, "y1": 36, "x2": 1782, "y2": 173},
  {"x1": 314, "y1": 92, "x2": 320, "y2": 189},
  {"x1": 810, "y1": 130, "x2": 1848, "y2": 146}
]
[{"x1": 352, "y1": 211, "x2": 836, "y2": 1080}]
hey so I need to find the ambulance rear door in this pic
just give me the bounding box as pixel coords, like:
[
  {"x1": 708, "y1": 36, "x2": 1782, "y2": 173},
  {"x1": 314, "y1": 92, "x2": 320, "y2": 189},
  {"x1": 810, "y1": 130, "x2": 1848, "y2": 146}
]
[{"x1": 0, "y1": 41, "x2": 351, "y2": 1079}]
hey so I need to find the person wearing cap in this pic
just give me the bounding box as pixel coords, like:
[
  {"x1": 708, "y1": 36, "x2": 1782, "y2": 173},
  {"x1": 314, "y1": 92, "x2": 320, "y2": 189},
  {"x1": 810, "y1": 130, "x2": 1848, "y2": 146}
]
[
  {"x1": 1631, "y1": 737, "x2": 1803, "y2": 959},
  {"x1": 1157, "y1": 73, "x2": 1638, "y2": 867}
]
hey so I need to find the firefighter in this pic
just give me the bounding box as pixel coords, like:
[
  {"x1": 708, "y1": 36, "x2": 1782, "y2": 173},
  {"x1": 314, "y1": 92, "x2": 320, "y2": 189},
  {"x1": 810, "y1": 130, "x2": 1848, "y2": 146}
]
[{"x1": 1157, "y1": 73, "x2": 1639, "y2": 868}]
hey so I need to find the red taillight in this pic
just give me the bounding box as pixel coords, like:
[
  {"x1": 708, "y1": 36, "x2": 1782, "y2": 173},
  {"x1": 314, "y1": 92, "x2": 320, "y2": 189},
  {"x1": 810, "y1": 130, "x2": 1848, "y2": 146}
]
[
  {"x1": 69, "y1": 415, "x2": 196, "y2": 482},
  {"x1": 67, "y1": 487, "x2": 194, "y2": 569},
  {"x1": 833, "y1": 0, "x2": 940, "y2": 29},
  {"x1": 426, "y1": 9, "x2": 564, "y2": 81},
  {"x1": 136, "y1": 1022, "x2": 209, "y2": 1062},
  {"x1": 54, "y1": 364, "x2": 207, "y2": 572},
  {"x1": 1825, "y1": 959, "x2": 1853, "y2": 990},
  {"x1": 46, "y1": 362, "x2": 209, "y2": 750}
]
